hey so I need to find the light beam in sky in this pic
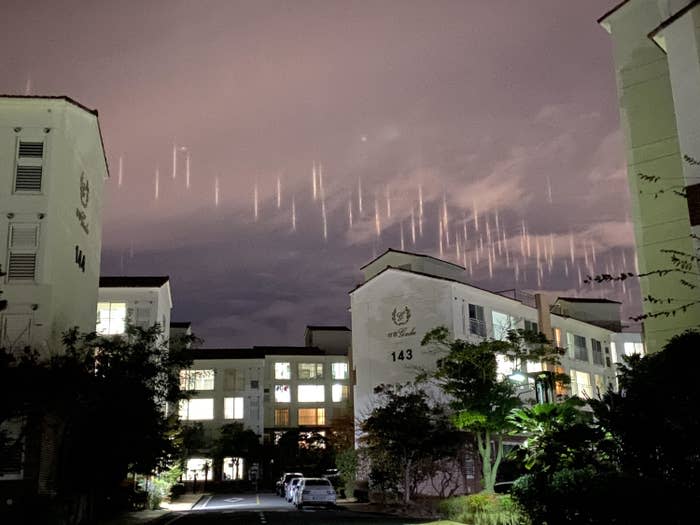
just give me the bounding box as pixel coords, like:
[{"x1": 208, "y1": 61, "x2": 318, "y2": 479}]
[
  {"x1": 254, "y1": 183, "x2": 259, "y2": 221},
  {"x1": 172, "y1": 143, "x2": 177, "y2": 179},
  {"x1": 386, "y1": 186, "x2": 391, "y2": 218},
  {"x1": 374, "y1": 195, "x2": 381, "y2": 238},
  {"x1": 418, "y1": 185, "x2": 424, "y2": 236},
  {"x1": 276, "y1": 176, "x2": 282, "y2": 208},
  {"x1": 118, "y1": 155, "x2": 123, "y2": 187},
  {"x1": 185, "y1": 151, "x2": 191, "y2": 189},
  {"x1": 215, "y1": 176, "x2": 220, "y2": 207},
  {"x1": 154, "y1": 167, "x2": 159, "y2": 200},
  {"x1": 410, "y1": 208, "x2": 416, "y2": 244},
  {"x1": 312, "y1": 163, "x2": 318, "y2": 201},
  {"x1": 348, "y1": 200, "x2": 353, "y2": 228},
  {"x1": 400, "y1": 222, "x2": 405, "y2": 251},
  {"x1": 358, "y1": 177, "x2": 363, "y2": 214},
  {"x1": 291, "y1": 195, "x2": 296, "y2": 232}
]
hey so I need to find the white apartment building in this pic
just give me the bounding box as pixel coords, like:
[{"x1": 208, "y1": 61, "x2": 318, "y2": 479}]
[
  {"x1": 97, "y1": 276, "x2": 172, "y2": 342},
  {"x1": 599, "y1": 1, "x2": 700, "y2": 352},
  {"x1": 178, "y1": 327, "x2": 352, "y2": 482},
  {"x1": 350, "y1": 250, "x2": 643, "y2": 419},
  {"x1": 0, "y1": 95, "x2": 108, "y2": 355}
]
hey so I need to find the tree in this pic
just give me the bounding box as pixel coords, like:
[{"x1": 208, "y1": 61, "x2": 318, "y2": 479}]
[
  {"x1": 360, "y1": 382, "x2": 465, "y2": 504},
  {"x1": 507, "y1": 330, "x2": 700, "y2": 525},
  {"x1": 422, "y1": 326, "x2": 566, "y2": 493},
  {"x1": 0, "y1": 324, "x2": 195, "y2": 521},
  {"x1": 213, "y1": 422, "x2": 261, "y2": 481},
  {"x1": 591, "y1": 329, "x2": 700, "y2": 497}
]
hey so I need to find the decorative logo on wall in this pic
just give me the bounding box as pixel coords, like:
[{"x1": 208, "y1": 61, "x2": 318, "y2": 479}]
[
  {"x1": 391, "y1": 305, "x2": 411, "y2": 326},
  {"x1": 79, "y1": 172, "x2": 90, "y2": 208}
]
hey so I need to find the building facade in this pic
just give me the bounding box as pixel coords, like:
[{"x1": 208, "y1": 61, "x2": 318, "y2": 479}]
[
  {"x1": 177, "y1": 327, "x2": 352, "y2": 482},
  {"x1": 97, "y1": 276, "x2": 173, "y2": 342},
  {"x1": 599, "y1": 0, "x2": 700, "y2": 352},
  {"x1": 0, "y1": 96, "x2": 108, "y2": 355},
  {"x1": 350, "y1": 250, "x2": 643, "y2": 420}
]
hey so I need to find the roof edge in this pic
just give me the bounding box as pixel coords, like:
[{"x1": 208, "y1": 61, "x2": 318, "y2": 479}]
[
  {"x1": 648, "y1": 0, "x2": 700, "y2": 40},
  {"x1": 359, "y1": 248, "x2": 465, "y2": 271}
]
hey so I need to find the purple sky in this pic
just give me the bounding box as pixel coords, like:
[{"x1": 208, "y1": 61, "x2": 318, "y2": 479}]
[{"x1": 2, "y1": 0, "x2": 639, "y2": 346}]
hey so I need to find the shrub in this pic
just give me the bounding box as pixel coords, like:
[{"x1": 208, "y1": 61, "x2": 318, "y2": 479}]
[{"x1": 438, "y1": 493, "x2": 529, "y2": 525}]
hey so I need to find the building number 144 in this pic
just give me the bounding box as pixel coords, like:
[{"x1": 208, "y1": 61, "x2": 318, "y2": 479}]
[{"x1": 391, "y1": 349, "x2": 413, "y2": 362}]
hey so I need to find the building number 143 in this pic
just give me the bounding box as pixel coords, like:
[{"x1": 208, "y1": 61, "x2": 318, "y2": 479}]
[{"x1": 391, "y1": 349, "x2": 413, "y2": 362}]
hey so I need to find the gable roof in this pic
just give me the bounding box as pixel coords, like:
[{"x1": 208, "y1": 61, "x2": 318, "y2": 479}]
[
  {"x1": 359, "y1": 248, "x2": 465, "y2": 271},
  {"x1": 0, "y1": 94, "x2": 110, "y2": 178},
  {"x1": 649, "y1": 0, "x2": 700, "y2": 40},
  {"x1": 99, "y1": 276, "x2": 170, "y2": 288}
]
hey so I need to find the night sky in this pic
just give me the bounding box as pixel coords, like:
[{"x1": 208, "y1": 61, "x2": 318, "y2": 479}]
[{"x1": 2, "y1": 0, "x2": 640, "y2": 347}]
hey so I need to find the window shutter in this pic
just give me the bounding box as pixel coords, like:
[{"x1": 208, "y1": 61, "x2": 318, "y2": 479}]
[
  {"x1": 14, "y1": 140, "x2": 44, "y2": 193},
  {"x1": 7, "y1": 224, "x2": 39, "y2": 281}
]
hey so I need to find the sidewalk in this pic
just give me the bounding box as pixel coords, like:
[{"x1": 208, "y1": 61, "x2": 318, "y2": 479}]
[{"x1": 96, "y1": 492, "x2": 206, "y2": 525}]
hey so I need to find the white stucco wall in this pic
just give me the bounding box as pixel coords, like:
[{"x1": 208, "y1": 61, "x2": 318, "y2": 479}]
[{"x1": 0, "y1": 98, "x2": 107, "y2": 355}]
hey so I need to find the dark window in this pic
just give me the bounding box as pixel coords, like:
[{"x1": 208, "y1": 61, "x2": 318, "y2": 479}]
[
  {"x1": 687, "y1": 183, "x2": 700, "y2": 227},
  {"x1": 592, "y1": 339, "x2": 604, "y2": 366},
  {"x1": 574, "y1": 335, "x2": 588, "y2": 361},
  {"x1": 524, "y1": 320, "x2": 539, "y2": 334},
  {"x1": 468, "y1": 304, "x2": 486, "y2": 337}
]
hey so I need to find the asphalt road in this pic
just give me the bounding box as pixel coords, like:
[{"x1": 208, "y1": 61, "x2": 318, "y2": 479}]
[{"x1": 150, "y1": 492, "x2": 432, "y2": 525}]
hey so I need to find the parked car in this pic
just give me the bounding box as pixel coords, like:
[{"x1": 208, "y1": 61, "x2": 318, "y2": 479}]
[
  {"x1": 286, "y1": 477, "x2": 304, "y2": 503},
  {"x1": 294, "y1": 477, "x2": 336, "y2": 509},
  {"x1": 276, "y1": 472, "x2": 303, "y2": 497}
]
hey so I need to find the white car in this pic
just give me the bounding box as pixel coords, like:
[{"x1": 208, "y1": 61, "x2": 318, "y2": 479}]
[
  {"x1": 286, "y1": 477, "x2": 304, "y2": 503},
  {"x1": 294, "y1": 477, "x2": 336, "y2": 509}
]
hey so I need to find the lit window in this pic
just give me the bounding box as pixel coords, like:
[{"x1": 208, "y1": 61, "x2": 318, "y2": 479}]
[
  {"x1": 298, "y1": 408, "x2": 325, "y2": 426},
  {"x1": 332, "y1": 362, "x2": 348, "y2": 380},
  {"x1": 184, "y1": 458, "x2": 212, "y2": 480},
  {"x1": 610, "y1": 342, "x2": 618, "y2": 363},
  {"x1": 298, "y1": 363, "x2": 323, "y2": 379},
  {"x1": 625, "y1": 342, "x2": 645, "y2": 356},
  {"x1": 275, "y1": 362, "x2": 291, "y2": 380},
  {"x1": 224, "y1": 397, "x2": 244, "y2": 419},
  {"x1": 496, "y1": 354, "x2": 515, "y2": 379},
  {"x1": 332, "y1": 384, "x2": 348, "y2": 402},
  {"x1": 594, "y1": 374, "x2": 606, "y2": 396},
  {"x1": 570, "y1": 370, "x2": 592, "y2": 398},
  {"x1": 275, "y1": 408, "x2": 289, "y2": 426},
  {"x1": 223, "y1": 457, "x2": 244, "y2": 480},
  {"x1": 492, "y1": 311, "x2": 513, "y2": 341},
  {"x1": 179, "y1": 398, "x2": 214, "y2": 420},
  {"x1": 96, "y1": 302, "x2": 127, "y2": 335},
  {"x1": 298, "y1": 385, "x2": 325, "y2": 402},
  {"x1": 180, "y1": 370, "x2": 215, "y2": 390},
  {"x1": 275, "y1": 384, "x2": 290, "y2": 403}
]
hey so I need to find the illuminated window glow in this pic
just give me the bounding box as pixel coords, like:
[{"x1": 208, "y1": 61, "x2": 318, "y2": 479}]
[
  {"x1": 298, "y1": 408, "x2": 325, "y2": 426},
  {"x1": 298, "y1": 384, "x2": 325, "y2": 402},
  {"x1": 180, "y1": 370, "x2": 215, "y2": 390},
  {"x1": 96, "y1": 302, "x2": 127, "y2": 335},
  {"x1": 275, "y1": 384, "x2": 290, "y2": 403},
  {"x1": 275, "y1": 408, "x2": 289, "y2": 426},
  {"x1": 298, "y1": 363, "x2": 323, "y2": 379},
  {"x1": 332, "y1": 384, "x2": 348, "y2": 402},
  {"x1": 274, "y1": 362, "x2": 291, "y2": 380},
  {"x1": 223, "y1": 457, "x2": 244, "y2": 480},
  {"x1": 331, "y1": 362, "x2": 348, "y2": 379},
  {"x1": 179, "y1": 398, "x2": 214, "y2": 420},
  {"x1": 224, "y1": 397, "x2": 244, "y2": 419}
]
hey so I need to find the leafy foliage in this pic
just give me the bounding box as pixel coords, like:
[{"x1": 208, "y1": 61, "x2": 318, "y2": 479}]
[
  {"x1": 509, "y1": 330, "x2": 700, "y2": 524},
  {"x1": 438, "y1": 493, "x2": 529, "y2": 525},
  {"x1": 360, "y1": 382, "x2": 466, "y2": 503},
  {"x1": 422, "y1": 327, "x2": 566, "y2": 492},
  {"x1": 0, "y1": 324, "x2": 195, "y2": 511}
]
